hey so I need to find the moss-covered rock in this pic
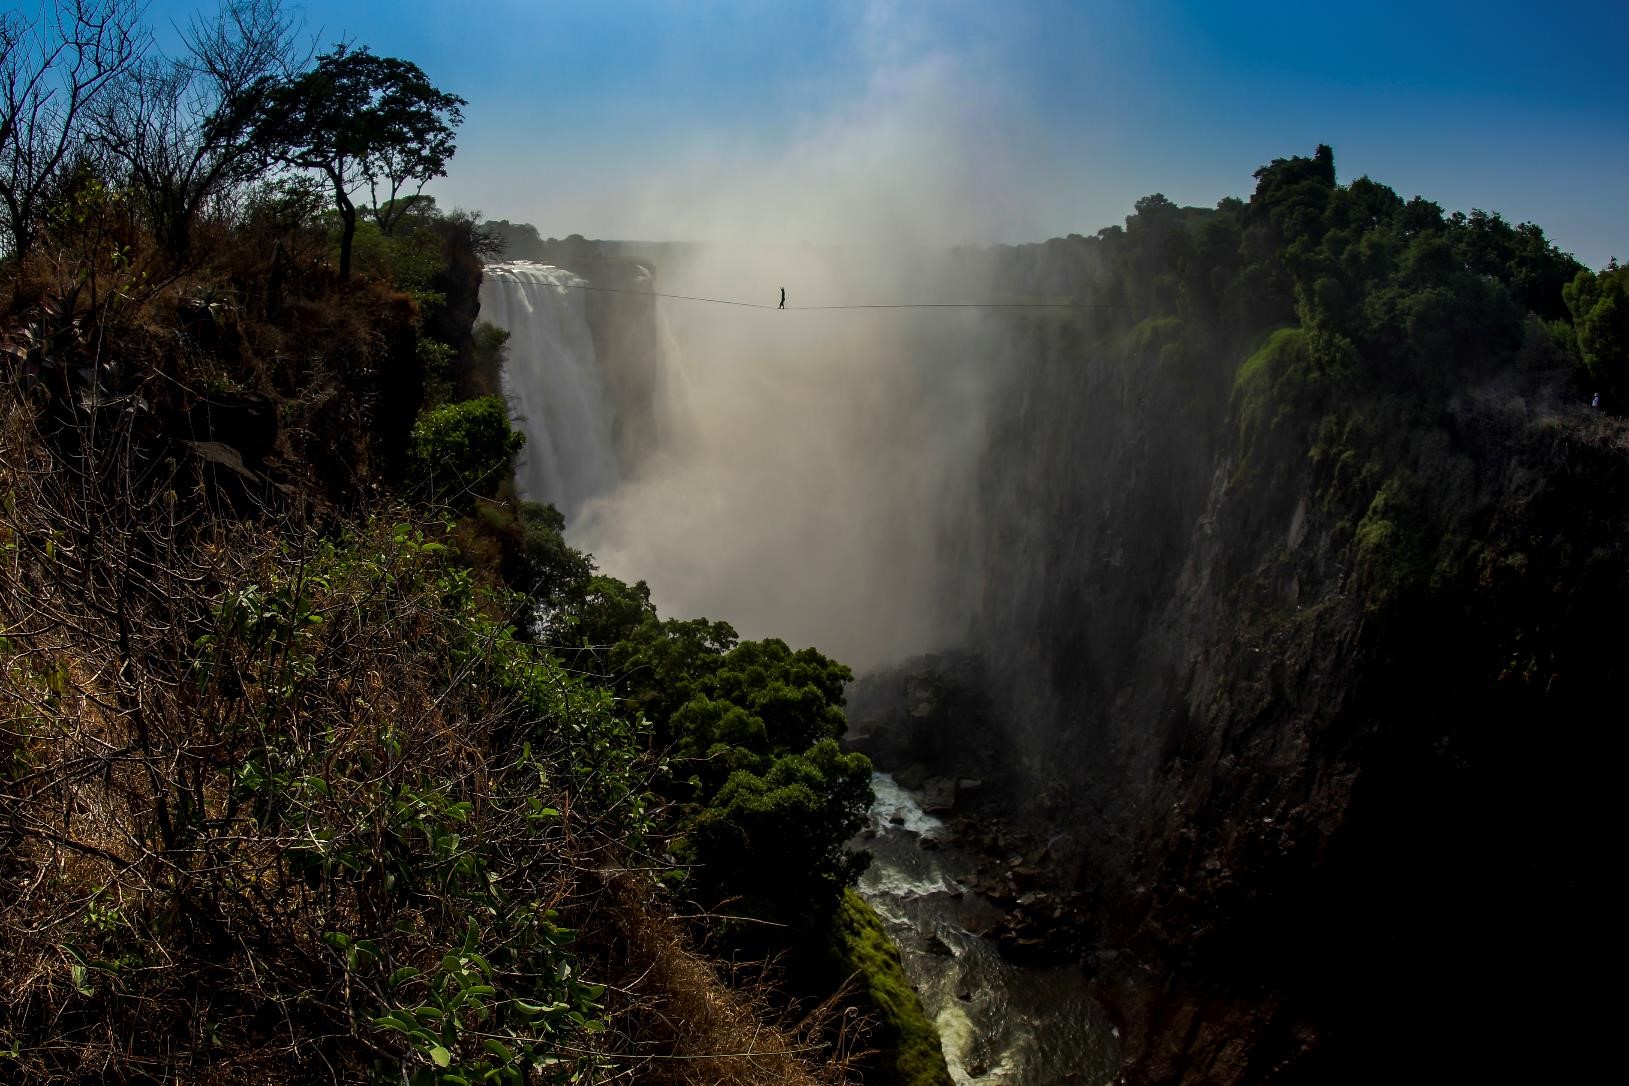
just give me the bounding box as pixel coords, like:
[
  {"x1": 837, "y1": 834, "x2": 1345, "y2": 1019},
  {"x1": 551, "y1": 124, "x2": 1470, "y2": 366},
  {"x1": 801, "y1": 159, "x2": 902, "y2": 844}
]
[{"x1": 827, "y1": 889, "x2": 951, "y2": 1086}]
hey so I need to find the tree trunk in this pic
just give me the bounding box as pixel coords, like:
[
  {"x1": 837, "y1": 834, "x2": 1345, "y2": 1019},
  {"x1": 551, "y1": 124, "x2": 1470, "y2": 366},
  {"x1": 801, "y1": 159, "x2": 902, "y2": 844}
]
[{"x1": 337, "y1": 194, "x2": 357, "y2": 282}]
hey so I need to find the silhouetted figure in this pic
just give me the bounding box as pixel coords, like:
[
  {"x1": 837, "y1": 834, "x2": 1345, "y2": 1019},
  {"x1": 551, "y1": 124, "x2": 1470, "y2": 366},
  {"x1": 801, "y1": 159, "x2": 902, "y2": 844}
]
[{"x1": 779, "y1": 288, "x2": 786, "y2": 310}]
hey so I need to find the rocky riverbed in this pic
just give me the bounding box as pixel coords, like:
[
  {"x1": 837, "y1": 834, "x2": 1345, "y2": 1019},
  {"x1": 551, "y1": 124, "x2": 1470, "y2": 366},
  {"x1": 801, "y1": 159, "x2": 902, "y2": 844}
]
[{"x1": 855, "y1": 774, "x2": 1118, "y2": 1085}]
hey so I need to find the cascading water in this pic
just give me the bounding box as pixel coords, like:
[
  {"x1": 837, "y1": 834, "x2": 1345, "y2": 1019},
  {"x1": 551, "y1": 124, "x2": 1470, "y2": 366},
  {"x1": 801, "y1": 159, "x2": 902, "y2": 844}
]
[
  {"x1": 478, "y1": 262, "x2": 618, "y2": 519},
  {"x1": 861, "y1": 776, "x2": 1117, "y2": 1085}
]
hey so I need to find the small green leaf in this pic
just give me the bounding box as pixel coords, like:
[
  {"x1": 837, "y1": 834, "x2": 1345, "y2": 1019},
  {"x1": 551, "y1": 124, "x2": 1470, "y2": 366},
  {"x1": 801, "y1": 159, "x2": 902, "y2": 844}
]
[
  {"x1": 370, "y1": 1010, "x2": 418, "y2": 1036},
  {"x1": 429, "y1": 1044, "x2": 452, "y2": 1068}
]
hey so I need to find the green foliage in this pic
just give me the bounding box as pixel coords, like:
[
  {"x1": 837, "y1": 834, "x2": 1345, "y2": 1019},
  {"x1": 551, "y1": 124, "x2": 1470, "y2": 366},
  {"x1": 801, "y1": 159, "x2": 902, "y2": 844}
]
[
  {"x1": 1564, "y1": 264, "x2": 1629, "y2": 410},
  {"x1": 200, "y1": 521, "x2": 648, "y2": 1081},
  {"x1": 406, "y1": 396, "x2": 525, "y2": 507},
  {"x1": 469, "y1": 320, "x2": 511, "y2": 391},
  {"x1": 418, "y1": 337, "x2": 457, "y2": 406},
  {"x1": 1351, "y1": 473, "x2": 1436, "y2": 611},
  {"x1": 828, "y1": 890, "x2": 951, "y2": 1086},
  {"x1": 522, "y1": 509, "x2": 874, "y2": 934},
  {"x1": 1008, "y1": 144, "x2": 1591, "y2": 620},
  {"x1": 1231, "y1": 327, "x2": 1308, "y2": 449},
  {"x1": 348, "y1": 214, "x2": 450, "y2": 305},
  {"x1": 518, "y1": 502, "x2": 591, "y2": 620},
  {"x1": 677, "y1": 738, "x2": 872, "y2": 924}
]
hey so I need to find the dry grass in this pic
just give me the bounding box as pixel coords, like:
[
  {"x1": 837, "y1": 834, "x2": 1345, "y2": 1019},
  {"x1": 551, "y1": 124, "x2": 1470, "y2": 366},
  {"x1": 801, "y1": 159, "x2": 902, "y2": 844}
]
[{"x1": 586, "y1": 874, "x2": 865, "y2": 1086}]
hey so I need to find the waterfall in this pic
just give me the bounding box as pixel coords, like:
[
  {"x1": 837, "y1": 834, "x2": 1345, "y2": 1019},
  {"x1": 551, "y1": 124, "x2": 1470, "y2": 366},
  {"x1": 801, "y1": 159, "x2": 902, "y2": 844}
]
[{"x1": 478, "y1": 262, "x2": 618, "y2": 520}]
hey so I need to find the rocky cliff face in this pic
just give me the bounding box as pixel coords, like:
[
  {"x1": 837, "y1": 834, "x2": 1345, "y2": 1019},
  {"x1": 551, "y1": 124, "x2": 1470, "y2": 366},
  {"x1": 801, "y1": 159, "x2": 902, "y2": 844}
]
[{"x1": 853, "y1": 302, "x2": 1625, "y2": 1083}]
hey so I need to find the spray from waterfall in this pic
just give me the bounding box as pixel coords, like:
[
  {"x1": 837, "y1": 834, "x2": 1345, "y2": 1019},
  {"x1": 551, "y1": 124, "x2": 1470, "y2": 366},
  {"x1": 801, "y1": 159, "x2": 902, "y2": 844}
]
[{"x1": 472, "y1": 2, "x2": 1042, "y2": 669}]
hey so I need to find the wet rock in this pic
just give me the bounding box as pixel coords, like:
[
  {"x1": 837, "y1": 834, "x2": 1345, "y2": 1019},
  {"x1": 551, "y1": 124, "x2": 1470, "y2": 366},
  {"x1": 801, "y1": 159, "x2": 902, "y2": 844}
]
[
  {"x1": 921, "y1": 776, "x2": 957, "y2": 812},
  {"x1": 894, "y1": 762, "x2": 929, "y2": 790}
]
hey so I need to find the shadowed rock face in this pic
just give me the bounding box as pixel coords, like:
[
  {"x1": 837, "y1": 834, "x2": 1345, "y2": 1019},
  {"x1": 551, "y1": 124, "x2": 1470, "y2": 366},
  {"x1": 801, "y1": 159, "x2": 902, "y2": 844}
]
[{"x1": 851, "y1": 302, "x2": 1627, "y2": 1083}]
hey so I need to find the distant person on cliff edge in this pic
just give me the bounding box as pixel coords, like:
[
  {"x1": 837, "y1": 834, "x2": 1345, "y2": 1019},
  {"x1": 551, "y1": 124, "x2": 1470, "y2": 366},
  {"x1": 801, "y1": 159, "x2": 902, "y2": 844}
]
[{"x1": 779, "y1": 288, "x2": 786, "y2": 309}]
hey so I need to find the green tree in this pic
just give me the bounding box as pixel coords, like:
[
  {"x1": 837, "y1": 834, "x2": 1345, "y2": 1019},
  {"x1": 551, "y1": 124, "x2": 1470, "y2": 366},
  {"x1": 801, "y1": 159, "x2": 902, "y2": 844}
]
[
  {"x1": 520, "y1": 509, "x2": 874, "y2": 933},
  {"x1": 1565, "y1": 263, "x2": 1629, "y2": 410},
  {"x1": 245, "y1": 43, "x2": 463, "y2": 280}
]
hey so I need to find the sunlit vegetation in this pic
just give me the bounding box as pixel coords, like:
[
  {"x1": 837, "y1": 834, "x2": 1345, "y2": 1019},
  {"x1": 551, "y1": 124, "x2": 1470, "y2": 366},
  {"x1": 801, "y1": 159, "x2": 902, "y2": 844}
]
[{"x1": 827, "y1": 891, "x2": 951, "y2": 1086}]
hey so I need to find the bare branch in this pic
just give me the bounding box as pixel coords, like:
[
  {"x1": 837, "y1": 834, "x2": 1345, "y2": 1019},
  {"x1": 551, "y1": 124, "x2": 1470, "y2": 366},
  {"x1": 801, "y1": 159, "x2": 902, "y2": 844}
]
[{"x1": 0, "y1": 0, "x2": 147, "y2": 259}]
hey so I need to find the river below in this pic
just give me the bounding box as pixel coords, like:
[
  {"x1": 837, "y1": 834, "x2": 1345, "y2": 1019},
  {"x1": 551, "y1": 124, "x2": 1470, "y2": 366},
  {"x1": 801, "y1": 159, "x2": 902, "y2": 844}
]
[{"x1": 855, "y1": 774, "x2": 1119, "y2": 1085}]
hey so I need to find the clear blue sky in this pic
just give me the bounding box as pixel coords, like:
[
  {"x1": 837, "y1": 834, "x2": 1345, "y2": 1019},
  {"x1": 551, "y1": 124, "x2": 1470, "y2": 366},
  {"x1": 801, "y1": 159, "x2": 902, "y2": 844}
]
[{"x1": 143, "y1": 0, "x2": 1628, "y2": 268}]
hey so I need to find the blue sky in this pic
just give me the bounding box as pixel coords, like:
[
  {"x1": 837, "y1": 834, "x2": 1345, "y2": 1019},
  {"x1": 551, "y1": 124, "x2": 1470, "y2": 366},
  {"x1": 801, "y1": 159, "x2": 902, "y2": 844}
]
[{"x1": 141, "y1": 0, "x2": 1628, "y2": 268}]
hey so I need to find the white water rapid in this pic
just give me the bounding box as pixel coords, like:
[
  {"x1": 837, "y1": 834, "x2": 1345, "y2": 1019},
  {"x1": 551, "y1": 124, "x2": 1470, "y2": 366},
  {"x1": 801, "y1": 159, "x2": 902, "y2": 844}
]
[
  {"x1": 477, "y1": 262, "x2": 618, "y2": 519},
  {"x1": 860, "y1": 775, "x2": 1118, "y2": 1085}
]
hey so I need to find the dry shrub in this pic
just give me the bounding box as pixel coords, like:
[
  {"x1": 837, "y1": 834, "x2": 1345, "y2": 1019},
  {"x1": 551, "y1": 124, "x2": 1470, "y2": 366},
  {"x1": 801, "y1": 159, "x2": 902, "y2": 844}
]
[
  {"x1": 0, "y1": 374, "x2": 865, "y2": 1085},
  {"x1": 0, "y1": 380, "x2": 606, "y2": 1081},
  {"x1": 1, "y1": 152, "x2": 870, "y2": 1084},
  {"x1": 584, "y1": 874, "x2": 864, "y2": 1086}
]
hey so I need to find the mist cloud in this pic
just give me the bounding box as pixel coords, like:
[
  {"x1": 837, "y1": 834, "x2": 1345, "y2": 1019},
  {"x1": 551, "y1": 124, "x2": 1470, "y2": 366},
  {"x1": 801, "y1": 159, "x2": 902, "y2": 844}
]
[{"x1": 561, "y1": 3, "x2": 1026, "y2": 667}]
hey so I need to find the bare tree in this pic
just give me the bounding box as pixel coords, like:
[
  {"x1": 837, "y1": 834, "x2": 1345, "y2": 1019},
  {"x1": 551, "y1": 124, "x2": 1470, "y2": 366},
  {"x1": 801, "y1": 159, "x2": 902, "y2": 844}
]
[
  {"x1": 0, "y1": 0, "x2": 146, "y2": 260},
  {"x1": 92, "y1": 0, "x2": 305, "y2": 266}
]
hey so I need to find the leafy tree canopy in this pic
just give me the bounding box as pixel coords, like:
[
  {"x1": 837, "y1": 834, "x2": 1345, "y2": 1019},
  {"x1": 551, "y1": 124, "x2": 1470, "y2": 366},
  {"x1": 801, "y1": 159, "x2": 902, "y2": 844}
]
[
  {"x1": 518, "y1": 505, "x2": 873, "y2": 933},
  {"x1": 1565, "y1": 263, "x2": 1629, "y2": 409},
  {"x1": 246, "y1": 43, "x2": 464, "y2": 279}
]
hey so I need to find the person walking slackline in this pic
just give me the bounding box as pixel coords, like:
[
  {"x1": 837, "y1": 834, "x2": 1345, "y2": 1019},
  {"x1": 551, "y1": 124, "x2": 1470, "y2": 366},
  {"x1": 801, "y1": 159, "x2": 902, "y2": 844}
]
[{"x1": 779, "y1": 287, "x2": 786, "y2": 309}]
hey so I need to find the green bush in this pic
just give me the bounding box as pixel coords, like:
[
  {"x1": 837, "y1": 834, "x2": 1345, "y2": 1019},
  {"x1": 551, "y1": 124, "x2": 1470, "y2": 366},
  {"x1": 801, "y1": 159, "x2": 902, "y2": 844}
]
[
  {"x1": 1565, "y1": 264, "x2": 1629, "y2": 410},
  {"x1": 406, "y1": 396, "x2": 524, "y2": 507}
]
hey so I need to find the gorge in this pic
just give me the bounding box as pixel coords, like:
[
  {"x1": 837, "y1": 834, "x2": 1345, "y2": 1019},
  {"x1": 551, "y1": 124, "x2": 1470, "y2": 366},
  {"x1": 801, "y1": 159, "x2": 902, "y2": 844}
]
[
  {"x1": 6, "y1": 1, "x2": 1618, "y2": 1079},
  {"x1": 478, "y1": 148, "x2": 1622, "y2": 1084}
]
